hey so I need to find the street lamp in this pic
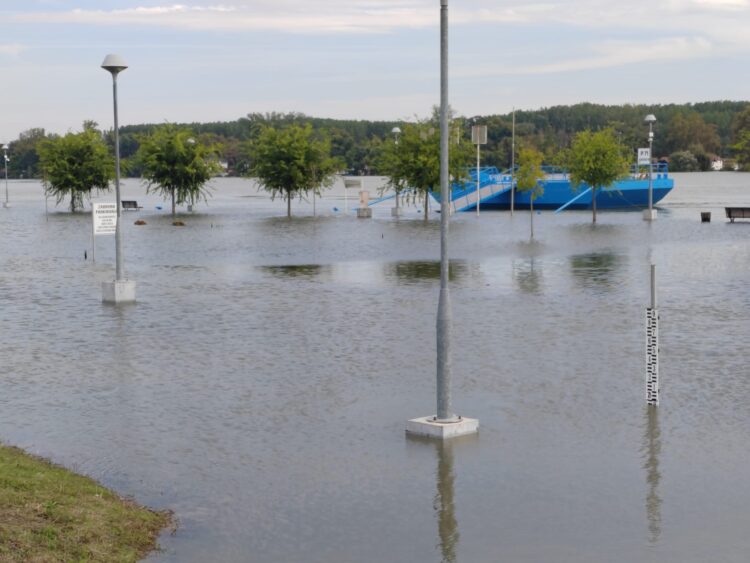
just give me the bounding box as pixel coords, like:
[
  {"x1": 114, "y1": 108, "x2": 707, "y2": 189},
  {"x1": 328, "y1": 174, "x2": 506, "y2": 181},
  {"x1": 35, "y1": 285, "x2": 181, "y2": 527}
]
[
  {"x1": 3, "y1": 146, "x2": 9, "y2": 208},
  {"x1": 643, "y1": 114, "x2": 657, "y2": 221},
  {"x1": 471, "y1": 124, "x2": 487, "y2": 217},
  {"x1": 101, "y1": 54, "x2": 136, "y2": 303},
  {"x1": 391, "y1": 126, "x2": 402, "y2": 217},
  {"x1": 406, "y1": 0, "x2": 478, "y2": 439}
]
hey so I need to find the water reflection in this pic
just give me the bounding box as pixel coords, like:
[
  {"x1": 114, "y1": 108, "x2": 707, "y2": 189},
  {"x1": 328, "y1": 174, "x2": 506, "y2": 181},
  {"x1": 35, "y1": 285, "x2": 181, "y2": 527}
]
[
  {"x1": 512, "y1": 257, "x2": 543, "y2": 295},
  {"x1": 569, "y1": 252, "x2": 624, "y2": 291},
  {"x1": 407, "y1": 435, "x2": 461, "y2": 562},
  {"x1": 642, "y1": 406, "x2": 662, "y2": 544},
  {"x1": 260, "y1": 264, "x2": 332, "y2": 278},
  {"x1": 384, "y1": 260, "x2": 468, "y2": 285},
  {"x1": 434, "y1": 440, "x2": 459, "y2": 563}
]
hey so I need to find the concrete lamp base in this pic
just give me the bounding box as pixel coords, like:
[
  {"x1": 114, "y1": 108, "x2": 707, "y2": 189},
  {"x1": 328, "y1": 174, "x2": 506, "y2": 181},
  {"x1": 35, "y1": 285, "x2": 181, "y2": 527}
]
[
  {"x1": 642, "y1": 208, "x2": 658, "y2": 221},
  {"x1": 102, "y1": 280, "x2": 136, "y2": 304},
  {"x1": 3, "y1": 202, "x2": 10, "y2": 208},
  {"x1": 391, "y1": 207, "x2": 403, "y2": 217},
  {"x1": 406, "y1": 416, "x2": 479, "y2": 439},
  {"x1": 357, "y1": 208, "x2": 372, "y2": 219}
]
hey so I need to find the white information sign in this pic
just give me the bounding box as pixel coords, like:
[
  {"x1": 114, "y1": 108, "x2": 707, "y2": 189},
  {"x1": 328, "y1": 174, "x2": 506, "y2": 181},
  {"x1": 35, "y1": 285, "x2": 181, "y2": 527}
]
[
  {"x1": 638, "y1": 148, "x2": 651, "y2": 166},
  {"x1": 93, "y1": 202, "x2": 117, "y2": 236}
]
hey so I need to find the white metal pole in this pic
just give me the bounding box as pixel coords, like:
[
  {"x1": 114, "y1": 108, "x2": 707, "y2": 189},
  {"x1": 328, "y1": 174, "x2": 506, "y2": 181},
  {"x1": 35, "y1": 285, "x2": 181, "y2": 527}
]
[
  {"x1": 436, "y1": 0, "x2": 455, "y2": 422},
  {"x1": 510, "y1": 109, "x2": 515, "y2": 216},
  {"x1": 648, "y1": 123, "x2": 654, "y2": 214},
  {"x1": 476, "y1": 143, "x2": 480, "y2": 217},
  {"x1": 3, "y1": 147, "x2": 9, "y2": 208},
  {"x1": 112, "y1": 73, "x2": 124, "y2": 281}
]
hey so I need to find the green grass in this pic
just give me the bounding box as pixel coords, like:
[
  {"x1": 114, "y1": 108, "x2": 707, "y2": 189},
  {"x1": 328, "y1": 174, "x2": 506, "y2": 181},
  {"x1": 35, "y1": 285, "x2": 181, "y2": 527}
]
[{"x1": 0, "y1": 443, "x2": 172, "y2": 562}]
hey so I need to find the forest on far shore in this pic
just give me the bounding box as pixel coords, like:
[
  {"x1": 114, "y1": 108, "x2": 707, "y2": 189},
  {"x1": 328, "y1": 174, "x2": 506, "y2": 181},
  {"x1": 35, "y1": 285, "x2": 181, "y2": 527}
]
[{"x1": 5, "y1": 100, "x2": 750, "y2": 179}]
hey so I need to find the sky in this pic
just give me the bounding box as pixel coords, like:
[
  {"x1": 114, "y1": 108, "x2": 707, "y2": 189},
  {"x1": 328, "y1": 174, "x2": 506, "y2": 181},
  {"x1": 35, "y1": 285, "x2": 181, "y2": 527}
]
[{"x1": 1, "y1": 0, "x2": 749, "y2": 140}]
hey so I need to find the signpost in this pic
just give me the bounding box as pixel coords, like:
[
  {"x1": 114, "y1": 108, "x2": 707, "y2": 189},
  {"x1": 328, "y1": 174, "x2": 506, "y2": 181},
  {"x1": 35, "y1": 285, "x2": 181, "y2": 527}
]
[
  {"x1": 638, "y1": 148, "x2": 651, "y2": 166},
  {"x1": 92, "y1": 202, "x2": 117, "y2": 263}
]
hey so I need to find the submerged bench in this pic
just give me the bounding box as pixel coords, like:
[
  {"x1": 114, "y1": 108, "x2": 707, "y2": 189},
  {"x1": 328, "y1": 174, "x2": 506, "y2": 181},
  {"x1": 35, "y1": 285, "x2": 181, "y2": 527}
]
[
  {"x1": 725, "y1": 207, "x2": 750, "y2": 222},
  {"x1": 121, "y1": 200, "x2": 142, "y2": 211}
]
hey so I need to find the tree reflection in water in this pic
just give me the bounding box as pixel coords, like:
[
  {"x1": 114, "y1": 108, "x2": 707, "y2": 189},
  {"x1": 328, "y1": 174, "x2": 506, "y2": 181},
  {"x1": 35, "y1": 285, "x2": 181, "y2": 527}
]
[
  {"x1": 513, "y1": 257, "x2": 543, "y2": 295},
  {"x1": 569, "y1": 251, "x2": 624, "y2": 291}
]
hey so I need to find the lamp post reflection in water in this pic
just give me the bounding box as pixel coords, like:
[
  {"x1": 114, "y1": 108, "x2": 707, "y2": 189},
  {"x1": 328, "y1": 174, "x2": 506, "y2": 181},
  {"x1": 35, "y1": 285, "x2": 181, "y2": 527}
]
[
  {"x1": 642, "y1": 406, "x2": 662, "y2": 544},
  {"x1": 434, "y1": 441, "x2": 459, "y2": 563}
]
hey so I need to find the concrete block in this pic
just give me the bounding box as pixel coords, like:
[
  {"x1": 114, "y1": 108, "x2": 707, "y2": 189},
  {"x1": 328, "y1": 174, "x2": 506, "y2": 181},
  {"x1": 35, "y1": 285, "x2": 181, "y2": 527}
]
[
  {"x1": 391, "y1": 207, "x2": 403, "y2": 217},
  {"x1": 357, "y1": 207, "x2": 372, "y2": 219},
  {"x1": 642, "y1": 208, "x2": 658, "y2": 221},
  {"x1": 102, "y1": 280, "x2": 136, "y2": 304},
  {"x1": 406, "y1": 416, "x2": 479, "y2": 439}
]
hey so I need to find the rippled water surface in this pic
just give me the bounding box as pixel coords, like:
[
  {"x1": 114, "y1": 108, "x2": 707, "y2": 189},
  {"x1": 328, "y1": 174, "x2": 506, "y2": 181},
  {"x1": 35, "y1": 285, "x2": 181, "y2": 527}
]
[{"x1": 1, "y1": 173, "x2": 749, "y2": 562}]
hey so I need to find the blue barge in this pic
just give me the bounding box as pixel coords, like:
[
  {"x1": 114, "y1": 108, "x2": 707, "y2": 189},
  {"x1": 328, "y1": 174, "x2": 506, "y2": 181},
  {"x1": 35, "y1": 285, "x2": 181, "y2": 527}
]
[{"x1": 437, "y1": 164, "x2": 674, "y2": 213}]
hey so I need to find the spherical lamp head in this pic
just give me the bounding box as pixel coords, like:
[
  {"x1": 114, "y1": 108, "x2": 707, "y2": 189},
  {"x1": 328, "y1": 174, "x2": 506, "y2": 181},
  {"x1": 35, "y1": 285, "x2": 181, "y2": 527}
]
[
  {"x1": 644, "y1": 114, "x2": 657, "y2": 125},
  {"x1": 391, "y1": 127, "x2": 401, "y2": 135},
  {"x1": 101, "y1": 54, "x2": 128, "y2": 76}
]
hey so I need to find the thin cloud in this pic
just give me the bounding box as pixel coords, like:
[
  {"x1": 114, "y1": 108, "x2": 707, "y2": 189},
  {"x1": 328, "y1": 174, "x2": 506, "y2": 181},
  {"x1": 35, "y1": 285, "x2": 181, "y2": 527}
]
[
  {"x1": 456, "y1": 37, "x2": 714, "y2": 77},
  {"x1": 0, "y1": 43, "x2": 26, "y2": 56}
]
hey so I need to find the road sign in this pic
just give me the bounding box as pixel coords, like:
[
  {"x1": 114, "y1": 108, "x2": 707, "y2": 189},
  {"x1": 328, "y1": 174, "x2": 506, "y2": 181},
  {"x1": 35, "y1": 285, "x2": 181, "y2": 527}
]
[
  {"x1": 93, "y1": 202, "x2": 117, "y2": 236},
  {"x1": 638, "y1": 148, "x2": 651, "y2": 166}
]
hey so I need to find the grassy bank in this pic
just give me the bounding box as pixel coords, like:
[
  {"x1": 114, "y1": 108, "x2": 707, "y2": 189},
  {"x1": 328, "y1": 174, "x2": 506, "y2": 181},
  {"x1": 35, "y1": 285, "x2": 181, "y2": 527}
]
[{"x1": 0, "y1": 443, "x2": 172, "y2": 562}]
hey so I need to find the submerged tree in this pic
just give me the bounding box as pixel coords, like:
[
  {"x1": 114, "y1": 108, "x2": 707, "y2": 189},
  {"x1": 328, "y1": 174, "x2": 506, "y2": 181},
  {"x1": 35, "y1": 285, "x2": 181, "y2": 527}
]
[
  {"x1": 248, "y1": 123, "x2": 338, "y2": 218},
  {"x1": 567, "y1": 128, "x2": 629, "y2": 224},
  {"x1": 38, "y1": 127, "x2": 113, "y2": 212},
  {"x1": 515, "y1": 147, "x2": 545, "y2": 238},
  {"x1": 137, "y1": 125, "x2": 221, "y2": 220},
  {"x1": 378, "y1": 120, "x2": 472, "y2": 222}
]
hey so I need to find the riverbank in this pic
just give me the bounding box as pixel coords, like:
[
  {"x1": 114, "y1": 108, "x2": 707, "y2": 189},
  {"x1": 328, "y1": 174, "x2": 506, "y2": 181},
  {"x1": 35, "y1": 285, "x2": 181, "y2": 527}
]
[{"x1": 0, "y1": 443, "x2": 171, "y2": 562}]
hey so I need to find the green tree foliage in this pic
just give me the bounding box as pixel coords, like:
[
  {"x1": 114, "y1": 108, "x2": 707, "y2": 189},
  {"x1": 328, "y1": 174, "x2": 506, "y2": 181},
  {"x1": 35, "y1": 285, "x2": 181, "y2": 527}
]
[
  {"x1": 7, "y1": 128, "x2": 47, "y2": 179},
  {"x1": 137, "y1": 125, "x2": 221, "y2": 219},
  {"x1": 731, "y1": 105, "x2": 750, "y2": 170},
  {"x1": 665, "y1": 112, "x2": 721, "y2": 156},
  {"x1": 377, "y1": 120, "x2": 473, "y2": 222},
  {"x1": 515, "y1": 147, "x2": 545, "y2": 238},
  {"x1": 668, "y1": 150, "x2": 700, "y2": 172},
  {"x1": 38, "y1": 128, "x2": 113, "y2": 212},
  {"x1": 567, "y1": 128, "x2": 629, "y2": 224},
  {"x1": 248, "y1": 123, "x2": 339, "y2": 218}
]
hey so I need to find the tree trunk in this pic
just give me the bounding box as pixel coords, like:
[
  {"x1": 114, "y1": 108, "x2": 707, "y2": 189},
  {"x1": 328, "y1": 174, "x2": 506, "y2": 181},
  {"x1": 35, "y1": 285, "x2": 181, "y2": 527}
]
[
  {"x1": 287, "y1": 192, "x2": 292, "y2": 219},
  {"x1": 171, "y1": 187, "x2": 176, "y2": 219},
  {"x1": 424, "y1": 191, "x2": 429, "y2": 223},
  {"x1": 592, "y1": 187, "x2": 597, "y2": 224},
  {"x1": 530, "y1": 196, "x2": 534, "y2": 239}
]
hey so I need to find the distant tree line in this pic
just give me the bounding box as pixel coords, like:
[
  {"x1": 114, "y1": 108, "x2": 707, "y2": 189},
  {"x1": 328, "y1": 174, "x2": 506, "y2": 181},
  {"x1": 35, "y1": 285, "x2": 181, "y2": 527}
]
[{"x1": 4, "y1": 101, "x2": 750, "y2": 180}]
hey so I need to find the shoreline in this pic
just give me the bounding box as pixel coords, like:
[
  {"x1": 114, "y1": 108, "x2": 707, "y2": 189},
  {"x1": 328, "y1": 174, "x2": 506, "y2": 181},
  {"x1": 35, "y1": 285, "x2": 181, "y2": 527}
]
[{"x1": 0, "y1": 442, "x2": 172, "y2": 562}]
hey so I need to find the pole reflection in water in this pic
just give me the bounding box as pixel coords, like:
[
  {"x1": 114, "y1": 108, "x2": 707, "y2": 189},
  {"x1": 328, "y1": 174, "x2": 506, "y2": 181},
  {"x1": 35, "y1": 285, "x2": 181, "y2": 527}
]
[
  {"x1": 642, "y1": 406, "x2": 662, "y2": 544},
  {"x1": 434, "y1": 441, "x2": 459, "y2": 563}
]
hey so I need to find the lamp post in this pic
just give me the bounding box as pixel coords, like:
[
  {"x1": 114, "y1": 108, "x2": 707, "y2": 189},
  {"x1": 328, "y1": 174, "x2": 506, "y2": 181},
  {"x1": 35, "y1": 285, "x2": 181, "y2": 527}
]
[
  {"x1": 510, "y1": 108, "x2": 515, "y2": 215},
  {"x1": 3, "y1": 146, "x2": 9, "y2": 208},
  {"x1": 471, "y1": 125, "x2": 487, "y2": 217},
  {"x1": 643, "y1": 114, "x2": 657, "y2": 221},
  {"x1": 406, "y1": 0, "x2": 478, "y2": 439},
  {"x1": 101, "y1": 54, "x2": 136, "y2": 303},
  {"x1": 391, "y1": 126, "x2": 402, "y2": 217}
]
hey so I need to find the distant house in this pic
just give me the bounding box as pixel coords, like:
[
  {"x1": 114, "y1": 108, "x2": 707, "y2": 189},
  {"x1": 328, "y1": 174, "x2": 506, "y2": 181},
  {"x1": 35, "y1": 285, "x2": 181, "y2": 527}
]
[{"x1": 711, "y1": 156, "x2": 724, "y2": 171}]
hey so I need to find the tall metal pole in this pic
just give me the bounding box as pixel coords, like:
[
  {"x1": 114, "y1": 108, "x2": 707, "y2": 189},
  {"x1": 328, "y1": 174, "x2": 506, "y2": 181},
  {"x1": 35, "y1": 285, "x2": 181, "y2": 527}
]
[
  {"x1": 476, "y1": 143, "x2": 480, "y2": 217},
  {"x1": 510, "y1": 108, "x2": 515, "y2": 215},
  {"x1": 3, "y1": 147, "x2": 9, "y2": 207},
  {"x1": 436, "y1": 0, "x2": 455, "y2": 422},
  {"x1": 112, "y1": 73, "x2": 124, "y2": 281},
  {"x1": 648, "y1": 122, "x2": 654, "y2": 214}
]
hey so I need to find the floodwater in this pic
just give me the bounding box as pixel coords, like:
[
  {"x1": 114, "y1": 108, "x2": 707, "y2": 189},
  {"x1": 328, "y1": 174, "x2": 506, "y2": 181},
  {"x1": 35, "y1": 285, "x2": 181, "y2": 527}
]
[{"x1": 1, "y1": 173, "x2": 749, "y2": 562}]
